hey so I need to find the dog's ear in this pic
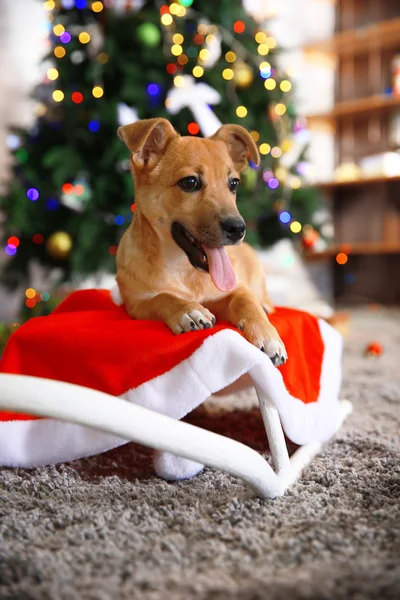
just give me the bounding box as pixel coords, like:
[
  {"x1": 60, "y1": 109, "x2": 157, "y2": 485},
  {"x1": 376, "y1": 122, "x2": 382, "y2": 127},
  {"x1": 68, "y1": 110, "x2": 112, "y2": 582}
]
[
  {"x1": 210, "y1": 124, "x2": 260, "y2": 171},
  {"x1": 117, "y1": 118, "x2": 178, "y2": 169}
]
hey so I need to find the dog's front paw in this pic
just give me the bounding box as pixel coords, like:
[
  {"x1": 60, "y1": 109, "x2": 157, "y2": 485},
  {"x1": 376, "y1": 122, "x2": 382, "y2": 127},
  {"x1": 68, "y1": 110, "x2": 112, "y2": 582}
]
[
  {"x1": 238, "y1": 319, "x2": 287, "y2": 366},
  {"x1": 168, "y1": 303, "x2": 216, "y2": 335}
]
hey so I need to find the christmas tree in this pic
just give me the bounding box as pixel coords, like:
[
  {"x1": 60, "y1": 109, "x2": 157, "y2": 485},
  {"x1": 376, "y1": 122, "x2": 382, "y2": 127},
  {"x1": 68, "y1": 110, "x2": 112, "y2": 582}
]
[{"x1": 1, "y1": 0, "x2": 324, "y2": 302}]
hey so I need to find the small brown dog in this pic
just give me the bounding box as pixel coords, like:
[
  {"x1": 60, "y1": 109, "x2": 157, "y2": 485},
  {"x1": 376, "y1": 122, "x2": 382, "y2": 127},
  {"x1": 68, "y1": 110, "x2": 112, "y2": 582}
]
[{"x1": 116, "y1": 118, "x2": 287, "y2": 365}]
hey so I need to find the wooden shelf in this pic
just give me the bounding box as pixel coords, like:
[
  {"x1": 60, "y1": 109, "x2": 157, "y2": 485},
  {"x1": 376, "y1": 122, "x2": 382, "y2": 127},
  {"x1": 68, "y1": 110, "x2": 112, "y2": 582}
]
[
  {"x1": 315, "y1": 174, "x2": 400, "y2": 191},
  {"x1": 304, "y1": 18, "x2": 400, "y2": 56},
  {"x1": 305, "y1": 242, "x2": 400, "y2": 261},
  {"x1": 307, "y1": 94, "x2": 400, "y2": 121}
]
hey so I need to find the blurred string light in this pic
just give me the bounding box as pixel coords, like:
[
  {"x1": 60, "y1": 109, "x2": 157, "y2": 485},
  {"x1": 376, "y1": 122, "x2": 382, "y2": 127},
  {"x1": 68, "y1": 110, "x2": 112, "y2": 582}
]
[
  {"x1": 27, "y1": 188, "x2": 40, "y2": 201},
  {"x1": 79, "y1": 32, "x2": 91, "y2": 44},
  {"x1": 61, "y1": 0, "x2": 75, "y2": 8},
  {"x1": 161, "y1": 14, "x2": 173, "y2": 25},
  {"x1": 8, "y1": 236, "x2": 20, "y2": 247},
  {"x1": 43, "y1": 1, "x2": 55, "y2": 10},
  {"x1": 53, "y1": 24, "x2": 65, "y2": 36},
  {"x1": 336, "y1": 252, "x2": 348, "y2": 265},
  {"x1": 275, "y1": 103, "x2": 286, "y2": 116},
  {"x1": 290, "y1": 221, "x2": 302, "y2": 233},
  {"x1": 290, "y1": 176, "x2": 302, "y2": 189},
  {"x1": 91, "y1": 1, "x2": 104, "y2": 12},
  {"x1": 92, "y1": 86, "x2": 104, "y2": 98},
  {"x1": 233, "y1": 21, "x2": 245, "y2": 34},
  {"x1": 236, "y1": 106, "x2": 247, "y2": 118},
  {"x1": 258, "y1": 44, "x2": 269, "y2": 56},
  {"x1": 52, "y1": 90, "x2": 64, "y2": 102},
  {"x1": 259, "y1": 62, "x2": 271, "y2": 78},
  {"x1": 5, "y1": 244, "x2": 17, "y2": 256},
  {"x1": 225, "y1": 51, "x2": 236, "y2": 63},
  {"x1": 114, "y1": 216, "x2": 124, "y2": 226},
  {"x1": 54, "y1": 46, "x2": 66, "y2": 58},
  {"x1": 178, "y1": 54, "x2": 188, "y2": 65},
  {"x1": 47, "y1": 67, "x2": 59, "y2": 80},
  {"x1": 72, "y1": 91, "x2": 84, "y2": 103},
  {"x1": 250, "y1": 131, "x2": 260, "y2": 142},
  {"x1": 268, "y1": 178, "x2": 279, "y2": 190},
  {"x1": 47, "y1": 198, "x2": 59, "y2": 210},
  {"x1": 60, "y1": 32, "x2": 72, "y2": 44},
  {"x1": 33, "y1": 234, "x2": 44, "y2": 245},
  {"x1": 173, "y1": 75, "x2": 184, "y2": 87},
  {"x1": 173, "y1": 33, "x2": 184, "y2": 44},
  {"x1": 192, "y1": 66, "x2": 203, "y2": 77},
  {"x1": 255, "y1": 32, "x2": 267, "y2": 43},
  {"x1": 271, "y1": 146, "x2": 282, "y2": 158},
  {"x1": 279, "y1": 211, "x2": 291, "y2": 224},
  {"x1": 222, "y1": 68, "x2": 234, "y2": 80},
  {"x1": 75, "y1": 0, "x2": 87, "y2": 9},
  {"x1": 97, "y1": 52, "x2": 108, "y2": 64},
  {"x1": 264, "y1": 78, "x2": 276, "y2": 90},
  {"x1": 280, "y1": 80, "x2": 292, "y2": 92},
  {"x1": 6, "y1": 135, "x2": 20, "y2": 150},
  {"x1": 147, "y1": 83, "x2": 160, "y2": 95},
  {"x1": 171, "y1": 44, "x2": 182, "y2": 56},
  {"x1": 187, "y1": 122, "x2": 200, "y2": 135},
  {"x1": 259, "y1": 143, "x2": 271, "y2": 155}
]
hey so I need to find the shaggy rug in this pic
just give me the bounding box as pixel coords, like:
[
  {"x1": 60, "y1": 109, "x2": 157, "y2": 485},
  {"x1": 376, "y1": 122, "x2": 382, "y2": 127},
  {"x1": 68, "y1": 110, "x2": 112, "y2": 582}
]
[{"x1": 1, "y1": 308, "x2": 399, "y2": 600}]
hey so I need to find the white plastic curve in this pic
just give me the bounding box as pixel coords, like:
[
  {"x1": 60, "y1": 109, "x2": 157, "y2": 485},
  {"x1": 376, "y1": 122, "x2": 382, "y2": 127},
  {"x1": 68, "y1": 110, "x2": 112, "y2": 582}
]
[{"x1": 0, "y1": 374, "x2": 352, "y2": 499}]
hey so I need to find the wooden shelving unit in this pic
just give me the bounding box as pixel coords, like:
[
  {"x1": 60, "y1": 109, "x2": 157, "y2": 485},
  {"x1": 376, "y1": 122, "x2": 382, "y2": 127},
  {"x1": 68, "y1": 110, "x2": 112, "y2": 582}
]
[
  {"x1": 306, "y1": 1, "x2": 400, "y2": 304},
  {"x1": 307, "y1": 94, "x2": 400, "y2": 122}
]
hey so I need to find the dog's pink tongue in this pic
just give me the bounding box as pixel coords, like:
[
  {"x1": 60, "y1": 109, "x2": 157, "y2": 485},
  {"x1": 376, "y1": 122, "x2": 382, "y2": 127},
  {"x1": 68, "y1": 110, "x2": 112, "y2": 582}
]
[{"x1": 204, "y1": 246, "x2": 236, "y2": 292}]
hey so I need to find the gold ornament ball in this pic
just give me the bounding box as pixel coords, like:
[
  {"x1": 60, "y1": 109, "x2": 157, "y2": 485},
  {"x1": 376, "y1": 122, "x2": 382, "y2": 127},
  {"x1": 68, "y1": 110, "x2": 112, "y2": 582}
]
[
  {"x1": 234, "y1": 62, "x2": 254, "y2": 88},
  {"x1": 46, "y1": 231, "x2": 73, "y2": 259}
]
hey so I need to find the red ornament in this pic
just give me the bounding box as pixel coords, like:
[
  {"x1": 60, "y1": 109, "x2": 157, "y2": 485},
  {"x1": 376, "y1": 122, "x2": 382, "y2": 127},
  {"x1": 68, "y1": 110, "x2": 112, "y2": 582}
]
[{"x1": 365, "y1": 342, "x2": 383, "y2": 357}]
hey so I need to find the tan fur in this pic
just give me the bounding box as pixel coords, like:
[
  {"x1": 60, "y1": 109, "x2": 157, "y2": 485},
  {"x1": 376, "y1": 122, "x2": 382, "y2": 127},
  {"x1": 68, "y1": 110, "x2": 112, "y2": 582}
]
[{"x1": 116, "y1": 119, "x2": 287, "y2": 364}]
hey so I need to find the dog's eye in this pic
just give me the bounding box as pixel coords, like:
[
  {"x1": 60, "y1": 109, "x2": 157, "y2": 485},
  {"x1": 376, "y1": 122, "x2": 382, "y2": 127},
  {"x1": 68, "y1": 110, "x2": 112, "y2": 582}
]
[
  {"x1": 178, "y1": 176, "x2": 201, "y2": 192},
  {"x1": 229, "y1": 178, "x2": 240, "y2": 193}
]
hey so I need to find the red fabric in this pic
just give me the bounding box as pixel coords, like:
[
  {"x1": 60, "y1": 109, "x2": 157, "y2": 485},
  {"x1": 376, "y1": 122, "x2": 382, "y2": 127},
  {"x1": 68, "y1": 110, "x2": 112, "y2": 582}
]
[{"x1": 0, "y1": 290, "x2": 324, "y2": 422}]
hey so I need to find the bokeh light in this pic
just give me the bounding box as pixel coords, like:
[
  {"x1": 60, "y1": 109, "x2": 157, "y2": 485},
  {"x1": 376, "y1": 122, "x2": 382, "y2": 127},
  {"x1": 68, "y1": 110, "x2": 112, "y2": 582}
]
[
  {"x1": 60, "y1": 32, "x2": 72, "y2": 44},
  {"x1": 264, "y1": 78, "x2": 276, "y2": 90},
  {"x1": 52, "y1": 90, "x2": 64, "y2": 102},
  {"x1": 225, "y1": 51, "x2": 236, "y2": 63},
  {"x1": 54, "y1": 46, "x2": 66, "y2": 58},
  {"x1": 268, "y1": 178, "x2": 279, "y2": 190},
  {"x1": 25, "y1": 288, "x2": 36, "y2": 299},
  {"x1": 72, "y1": 91, "x2": 83, "y2": 103},
  {"x1": 290, "y1": 221, "x2": 302, "y2": 233},
  {"x1": 53, "y1": 24, "x2": 65, "y2": 36},
  {"x1": 33, "y1": 234, "x2": 45, "y2": 245},
  {"x1": 27, "y1": 188, "x2": 40, "y2": 201},
  {"x1": 187, "y1": 122, "x2": 200, "y2": 135},
  {"x1": 79, "y1": 32, "x2": 91, "y2": 44},
  {"x1": 91, "y1": 1, "x2": 103, "y2": 12},
  {"x1": 114, "y1": 216, "x2": 124, "y2": 226},
  {"x1": 147, "y1": 83, "x2": 160, "y2": 95},
  {"x1": 259, "y1": 143, "x2": 271, "y2": 155},
  {"x1": 161, "y1": 14, "x2": 173, "y2": 25},
  {"x1": 236, "y1": 106, "x2": 247, "y2": 118},
  {"x1": 222, "y1": 68, "x2": 234, "y2": 80},
  {"x1": 92, "y1": 86, "x2": 104, "y2": 98},
  {"x1": 89, "y1": 120, "x2": 100, "y2": 132},
  {"x1": 280, "y1": 80, "x2": 292, "y2": 92},
  {"x1": 5, "y1": 244, "x2": 17, "y2": 256},
  {"x1": 233, "y1": 21, "x2": 245, "y2": 34},
  {"x1": 8, "y1": 236, "x2": 20, "y2": 247},
  {"x1": 279, "y1": 211, "x2": 291, "y2": 224},
  {"x1": 258, "y1": 44, "x2": 269, "y2": 55},
  {"x1": 336, "y1": 252, "x2": 348, "y2": 265},
  {"x1": 192, "y1": 66, "x2": 204, "y2": 77},
  {"x1": 47, "y1": 68, "x2": 59, "y2": 80}
]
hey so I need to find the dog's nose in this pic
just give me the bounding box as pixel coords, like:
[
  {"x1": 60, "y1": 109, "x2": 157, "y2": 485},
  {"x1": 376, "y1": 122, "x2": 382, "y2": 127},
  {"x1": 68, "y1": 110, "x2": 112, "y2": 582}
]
[{"x1": 220, "y1": 218, "x2": 246, "y2": 242}]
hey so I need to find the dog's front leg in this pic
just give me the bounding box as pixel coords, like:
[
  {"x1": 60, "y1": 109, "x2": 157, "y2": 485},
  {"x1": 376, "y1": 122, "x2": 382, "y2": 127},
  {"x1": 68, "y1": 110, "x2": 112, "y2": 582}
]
[
  {"x1": 126, "y1": 293, "x2": 216, "y2": 334},
  {"x1": 207, "y1": 287, "x2": 287, "y2": 366}
]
